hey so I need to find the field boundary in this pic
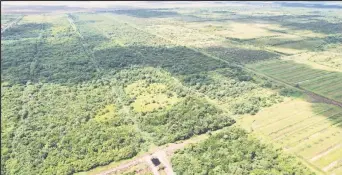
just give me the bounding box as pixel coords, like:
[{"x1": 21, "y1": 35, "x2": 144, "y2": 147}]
[{"x1": 247, "y1": 65, "x2": 342, "y2": 108}]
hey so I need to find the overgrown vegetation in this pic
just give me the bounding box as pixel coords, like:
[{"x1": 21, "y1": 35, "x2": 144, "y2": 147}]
[{"x1": 172, "y1": 127, "x2": 315, "y2": 175}]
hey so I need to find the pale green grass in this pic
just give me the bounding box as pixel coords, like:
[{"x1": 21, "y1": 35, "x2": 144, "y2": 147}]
[
  {"x1": 274, "y1": 39, "x2": 325, "y2": 51},
  {"x1": 125, "y1": 80, "x2": 180, "y2": 113},
  {"x1": 278, "y1": 118, "x2": 342, "y2": 148},
  {"x1": 94, "y1": 104, "x2": 116, "y2": 122},
  {"x1": 313, "y1": 147, "x2": 342, "y2": 169},
  {"x1": 288, "y1": 123, "x2": 342, "y2": 151},
  {"x1": 297, "y1": 131, "x2": 342, "y2": 160},
  {"x1": 330, "y1": 164, "x2": 342, "y2": 175},
  {"x1": 238, "y1": 99, "x2": 342, "y2": 173},
  {"x1": 256, "y1": 107, "x2": 334, "y2": 135},
  {"x1": 237, "y1": 99, "x2": 319, "y2": 131},
  {"x1": 269, "y1": 111, "x2": 342, "y2": 140}
]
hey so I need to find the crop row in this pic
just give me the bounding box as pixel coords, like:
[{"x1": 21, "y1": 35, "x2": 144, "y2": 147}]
[
  {"x1": 240, "y1": 99, "x2": 342, "y2": 173},
  {"x1": 257, "y1": 107, "x2": 335, "y2": 135},
  {"x1": 249, "y1": 60, "x2": 342, "y2": 102}
]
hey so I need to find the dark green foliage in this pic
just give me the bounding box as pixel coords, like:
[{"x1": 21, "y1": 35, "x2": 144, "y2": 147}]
[
  {"x1": 279, "y1": 87, "x2": 303, "y2": 97},
  {"x1": 231, "y1": 95, "x2": 282, "y2": 115},
  {"x1": 1, "y1": 25, "x2": 97, "y2": 85},
  {"x1": 182, "y1": 70, "x2": 283, "y2": 115},
  {"x1": 171, "y1": 127, "x2": 315, "y2": 175},
  {"x1": 2, "y1": 23, "x2": 50, "y2": 40},
  {"x1": 1, "y1": 39, "x2": 38, "y2": 84},
  {"x1": 203, "y1": 46, "x2": 279, "y2": 64},
  {"x1": 140, "y1": 97, "x2": 235, "y2": 145},
  {"x1": 94, "y1": 46, "x2": 229, "y2": 76},
  {"x1": 1, "y1": 82, "x2": 143, "y2": 175},
  {"x1": 283, "y1": 20, "x2": 342, "y2": 35},
  {"x1": 1, "y1": 67, "x2": 236, "y2": 175},
  {"x1": 112, "y1": 9, "x2": 179, "y2": 18}
]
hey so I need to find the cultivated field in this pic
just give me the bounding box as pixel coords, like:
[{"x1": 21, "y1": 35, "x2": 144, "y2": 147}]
[
  {"x1": 238, "y1": 99, "x2": 342, "y2": 174},
  {"x1": 248, "y1": 60, "x2": 342, "y2": 103}
]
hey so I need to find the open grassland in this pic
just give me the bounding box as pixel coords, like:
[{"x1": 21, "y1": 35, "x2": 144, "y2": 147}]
[
  {"x1": 237, "y1": 99, "x2": 342, "y2": 174},
  {"x1": 284, "y1": 44, "x2": 342, "y2": 70},
  {"x1": 125, "y1": 80, "x2": 180, "y2": 113},
  {"x1": 248, "y1": 59, "x2": 342, "y2": 102}
]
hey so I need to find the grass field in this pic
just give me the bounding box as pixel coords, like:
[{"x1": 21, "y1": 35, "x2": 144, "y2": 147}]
[
  {"x1": 248, "y1": 59, "x2": 342, "y2": 102},
  {"x1": 237, "y1": 99, "x2": 342, "y2": 174},
  {"x1": 125, "y1": 80, "x2": 180, "y2": 113}
]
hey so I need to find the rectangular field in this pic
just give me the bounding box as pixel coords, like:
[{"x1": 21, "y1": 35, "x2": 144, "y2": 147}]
[
  {"x1": 248, "y1": 59, "x2": 342, "y2": 103},
  {"x1": 237, "y1": 99, "x2": 342, "y2": 174}
]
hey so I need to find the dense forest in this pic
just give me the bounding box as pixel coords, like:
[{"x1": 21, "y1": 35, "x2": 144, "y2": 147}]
[
  {"x1": 171, "y1": 127, "x2": 315, "y2": 175},
  {"x1": 1, "y1": 67, "x2": 236, "y2": 174}
]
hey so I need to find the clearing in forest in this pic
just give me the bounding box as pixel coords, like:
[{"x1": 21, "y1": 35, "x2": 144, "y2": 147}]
[{"x1": 125, "y1": 80, "x2": 180, "y2": 113}]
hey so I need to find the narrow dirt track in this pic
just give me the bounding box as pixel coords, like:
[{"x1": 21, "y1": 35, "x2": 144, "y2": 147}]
[
  {"x1": 323, "y1": 159, "x2": 342, "y2": 172},
  {"x1": 1, "y1": 16, "x2": 23, "y2": 34},
  {"x1": 310, "y1": 143, "x2": 341, "y2": 162}
]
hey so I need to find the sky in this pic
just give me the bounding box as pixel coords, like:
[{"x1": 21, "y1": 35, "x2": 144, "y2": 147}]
[
  {"x1": 1, "y1": 1, "x2": 149, "y2": 8},
  {"x1": 0, "y1": 1, "x2": 263, "y2": 9},
  {"x1": 2, "y1": 1, "x2": 341, "y2": 9}
]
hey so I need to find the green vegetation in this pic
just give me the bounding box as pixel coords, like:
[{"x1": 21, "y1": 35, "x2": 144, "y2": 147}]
[
  {"x1": 172, "y1": 127, "x2": 314, "y2": 175},
  {"x1": 2, "y1": 3, "x2": 341, "y2": 175},
  {"x1": 182, "y1": 69, "x2": 283, "y2": 115},
  {"x1": 125, "y1": 80, "x2": 180, "y2": 113},
  {"x1": 1, "y1": 81, "x2": 144, "y2": 175},
  {"x1": 0, "y1": 66, "x2": 236, "y2": 174},
  {"x1": 140, "y1": 96, "x2": 235, "y2": 145}
]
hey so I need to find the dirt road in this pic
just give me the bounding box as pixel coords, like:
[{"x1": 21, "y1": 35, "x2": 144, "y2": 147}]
[
  {"x1": 95, "y1": 134, "x2": 208, "y2": 175},
  {"x1": 1, "y1": 16, "x2": 23, "y2": 34}
]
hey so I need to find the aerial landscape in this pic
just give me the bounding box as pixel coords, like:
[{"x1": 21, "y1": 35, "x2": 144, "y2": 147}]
[{"x1": 1, "y1": 1, "x2": 342, "y2": 175}]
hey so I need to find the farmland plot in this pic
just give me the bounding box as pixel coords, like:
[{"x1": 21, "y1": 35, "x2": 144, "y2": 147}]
[
  {"x1": 237, "y1": 99, "x2": 342, "y2": 174},
  {"x1": 248, "y1": 59, "x2": 342, "y2": 102}
]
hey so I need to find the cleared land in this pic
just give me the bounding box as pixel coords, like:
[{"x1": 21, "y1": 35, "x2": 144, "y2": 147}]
[{"x1": 238, "y1": 99, "x2": 342, "y2": 174}]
